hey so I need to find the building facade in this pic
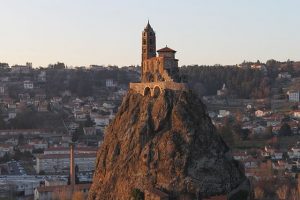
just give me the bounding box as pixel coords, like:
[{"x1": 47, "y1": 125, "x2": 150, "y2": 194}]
[
  {"x1": 130, "y1": 22, "x2": 187, "y2": 96},
  {"x1": 36, "y1": 153, "x2": 96, "y2": 174},
  {"x1": 288, "y1": 91, "x2": 300, "y2": 102}
]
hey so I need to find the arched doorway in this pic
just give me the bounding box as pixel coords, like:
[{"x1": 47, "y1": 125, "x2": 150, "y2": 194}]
[
  {"x1": 144, "y1": 87, "x2": 151, "y2": 96},
  {"x1": 153, "y1": 86, "x2": 161, "y2": 97}
]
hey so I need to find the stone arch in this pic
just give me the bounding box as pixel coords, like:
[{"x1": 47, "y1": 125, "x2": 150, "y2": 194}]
[
  {"x1": 144, "y1": 87, "x2": 151, "y2": 96},
  {"x1": 153, "y1": 86, "x2": 161, "y2": 97}
]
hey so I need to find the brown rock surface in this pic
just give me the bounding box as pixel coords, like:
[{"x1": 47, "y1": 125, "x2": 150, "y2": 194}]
[{"x1": 88, "y1": 89, "x2": 250, "y2": 200}]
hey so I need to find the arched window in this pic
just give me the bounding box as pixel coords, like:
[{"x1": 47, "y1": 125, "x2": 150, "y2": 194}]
[
  {"x1": 153, "y1": 86, "x2": 161, "y2": 97},
  {"x1": 144, "y1": 87, "x2": 151, "y2": 96}
]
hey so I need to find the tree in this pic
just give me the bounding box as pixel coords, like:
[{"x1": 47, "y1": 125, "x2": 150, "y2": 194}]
[
  {"x1": 131, "y1": 189, "x2": 144, "y2": 200},
  {"x1": 48, "y1": 62, "x2": 66, "y2": 69},
  {"x1": 241, "y1": 128, "x2": 250, "y2": 140},
  {"x1": 276, "y1": 185, "x2": 289, "y2": 200},
  {"x1": 72, "y1": 191, "x2": 85, "y2": 200},
  {"x1": 290, "y1": 188, "x2": 300, "y2": 200},
  {"x1": 39, "y1": 170, "x2": 46, "y2": 175},
  {"x1": 279, "y1": 123, "x2": 292, "y2": 136},
  {"x1": 18, "y1": 134, "x2": 25, "y2": 145},
  {"x1": 254, "y1": 187, "x2": 264, "y2": 200},
  {"x1": 72, "y1": 124, "x2": 84, "y2": 142},
  {"x1": 0, "y1": 114, "x2": 6, "y2": 129},
  {"x1": 85, "y1": 116, "x2": 95, "y2": 127},
  {"x1": 0, "y1": 153, "x2": 11, "y2": 163},
  {"x1": 262, "y1": 126, "x2": 273, "y2": 139}
]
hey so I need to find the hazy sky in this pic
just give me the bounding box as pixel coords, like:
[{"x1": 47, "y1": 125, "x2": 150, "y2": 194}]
[{"x1": 0, "y1": 0, "x2": 300, "y2": 67}]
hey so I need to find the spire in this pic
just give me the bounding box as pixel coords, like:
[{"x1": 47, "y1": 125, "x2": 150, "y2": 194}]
[{"x1": 145, "y1": 20, "x2": 152, "y2": 30}]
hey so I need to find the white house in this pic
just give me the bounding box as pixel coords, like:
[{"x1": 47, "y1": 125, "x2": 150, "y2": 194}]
[
  {"x1": 24, "y1": 80, "x2": 34, "y2": 89},
  {"x1": 218, "y1": 110, "x2": 230, "y2": 118},
  {"x1": 242, "y1": 158, "x2": 258, "y2": 169},
  {"x1": 0, "y1": 144, "x2": 14, "y2": 157},
  {"x1": 105, "y1": 79, "x2": 117, "y2": 87},
  {"x1": 251, "y1": 64, "x2": 267, "y2": 72},
  {"x1": 278, "y1": 72, "x2": 292, "y2": 79},
  {"x1": 293, "y1": 110, "x2": 300, "y2": 118},
  {"x1": 74, "y1": 111, "x2": 86, "y2": 121},
  {"x1": 255, "y1": 110, "x2": 268, "y2": 117},
  {"x1": 272, "y1": 151, "x2": 283, "y2": 160},
  {"x1": 93, "y1": 115, "x2": 110, "y2": 127},
  {"x1": 83, "y1": 127, "x2": 97, "y2": 136},
  {"x1": 288, "y1": 147, "x2": 300, "y2": 159},
  {"x1": 232, "y1": 151, "x2": 249, "y2": 161},
  {"x1": 287, "y1": 91, "x2": 300, "y2": 102},
  {"x1": 8, "y1": 109, "x2": 17, "y2": 119}
]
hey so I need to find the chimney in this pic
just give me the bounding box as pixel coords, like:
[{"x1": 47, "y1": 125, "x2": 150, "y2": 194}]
[{"x1": 70, "y1": 142, "x2": 75, "y2": 187}]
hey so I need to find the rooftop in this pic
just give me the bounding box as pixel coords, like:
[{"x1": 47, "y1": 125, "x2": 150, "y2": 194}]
[
  {"x1": 157, "y1": 46, "x2": 176, "y2": 53},
  {"x1": 36, "y1": 183, "x2": 91, "y2": 193},
  {"x1": 36, "y1": 153, "x2": 97, "y2": 159}
]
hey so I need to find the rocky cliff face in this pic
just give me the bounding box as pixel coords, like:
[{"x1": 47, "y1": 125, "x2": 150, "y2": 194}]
[{"x1": 88, "y1": 89, "x2": 250, "y2": 200}]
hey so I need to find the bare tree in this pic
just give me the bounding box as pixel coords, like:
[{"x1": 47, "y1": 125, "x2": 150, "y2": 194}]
[
  {"x1": 290, "y1": 188, "x2": 300, "y2": 200},
  {"x1": 72, "y1": 191, "x2": 85, "y2": 200},
  {"x1": 254, "y1": 186, "x2": 264, "y2": 200},
  {"x1": 276, "y1": 185, "x2": 289, "y2": 200}
]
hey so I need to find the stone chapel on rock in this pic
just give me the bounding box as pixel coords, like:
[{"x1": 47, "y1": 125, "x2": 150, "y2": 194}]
[{"x1": 130, "y1": 22, "x2": 187, "y2": 97}]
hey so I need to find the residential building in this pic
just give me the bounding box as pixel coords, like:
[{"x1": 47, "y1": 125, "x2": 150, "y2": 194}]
[
  {"x1": 38, "y1": 102, "x2": 49, "y2": 112},
  {"x1": 293, "y1": 110, "x2": 300, "y2": 118},
  {"x1": 24, "y1": 80, "x2": 34, "y2": 89},
  {"x1": 105, "y1": 79, "x2": 117, "y2": 87},
  {"x1": 34, "y1": 184, "x2": 90, "y2": 200},
  {"x1": 44, "y1": 147, "x2": 97, "y2": 155},
  {"x1": 0, "y1": 144, "x2": 14, "y2": 157},
  {"x1": 11, "y1": 62, "x2": 32, "y2": 73},
  {"x1": 0, "y1": 84, "x2": 5, "y2": 95},
  {"x1": 218, "y1": 110, "x2": 230, "y2": 118},
  {"x1": 83, "y1": 127, "x2": 97, "y2": 136},
  {"x1": 37, "y1": 71, "x2": 46, "y2": 82},
  {"x1": 35, "y1": 153, "x2": 96, "y2": 174},
  {"x1": 255, "y1": 110, "x2": 268, "y2": 117},
  {"x1": 74, "y1": 111, "x2": 86, "y2": 121},
  {"x1": 287, "y1": 91, "x2": 300, "y2": 102},
  {"x1": 278, "y1": 72, "x2": 292, "y2": 79},
  {"x1": 34, "y1": 144, "x2": 91, "y2": 200}
]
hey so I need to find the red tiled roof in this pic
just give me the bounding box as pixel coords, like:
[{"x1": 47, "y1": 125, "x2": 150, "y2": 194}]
[{"x1": 157, "y1": 46, "x2": 176, "y2": 53}]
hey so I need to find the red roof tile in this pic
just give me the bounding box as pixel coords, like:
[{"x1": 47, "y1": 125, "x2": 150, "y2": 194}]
[{"x1": 157, "y1": 46, "x2": 176, "y2": 53}]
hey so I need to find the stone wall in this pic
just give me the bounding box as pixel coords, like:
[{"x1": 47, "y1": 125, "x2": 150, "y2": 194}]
[
  {"x1": 142, "y1": 57, "x2": 179, "y2": 83},
  {"x1": 129, "y1": 81, "x2": 188, "y2": 97}
]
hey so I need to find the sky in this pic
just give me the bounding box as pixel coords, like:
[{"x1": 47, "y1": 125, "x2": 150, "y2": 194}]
[{"x1": 0, "y1": 0, "x2": 300, "y2": 67}]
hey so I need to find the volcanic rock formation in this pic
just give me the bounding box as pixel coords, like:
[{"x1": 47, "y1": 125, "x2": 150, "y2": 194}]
[{"x1": 88, "y1": 89, "x2": 251, "y2": 200}]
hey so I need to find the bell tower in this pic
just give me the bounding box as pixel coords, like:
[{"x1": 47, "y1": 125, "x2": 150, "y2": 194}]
[{"x1": 141, "y1": 21, "x2": 156, "y2": 66}]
